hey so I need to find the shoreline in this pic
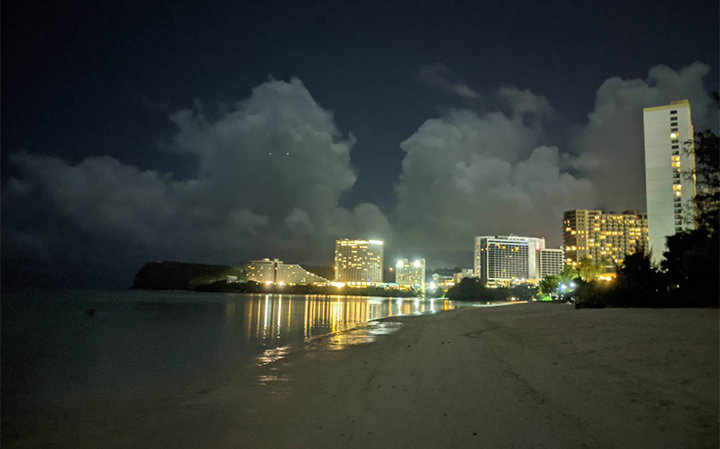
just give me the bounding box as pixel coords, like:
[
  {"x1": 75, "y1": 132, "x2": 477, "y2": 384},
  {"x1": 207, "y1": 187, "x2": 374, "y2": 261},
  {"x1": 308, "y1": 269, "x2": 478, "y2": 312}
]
[{"x1": 6, "y1": 303, "x2": 718, "y2": 448}]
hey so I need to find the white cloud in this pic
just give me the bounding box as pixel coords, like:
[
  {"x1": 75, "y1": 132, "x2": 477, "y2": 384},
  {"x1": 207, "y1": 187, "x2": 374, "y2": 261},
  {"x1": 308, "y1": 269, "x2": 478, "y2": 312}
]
[
  {"x1": 394, "y1": 106, "x2": 593, "y2": 253},
  {"x1": 497, "y1": 86, "x2": 553, "y2": 118},
  {"x1": 418, "y1": 63, "x2": 479, "y2": 99},
  {"x1": 570, "y1": 61, "x2": 714, "y2": 211},
  {"x1": 3, "y1": 78, "x2": 390, "y2": 285}
]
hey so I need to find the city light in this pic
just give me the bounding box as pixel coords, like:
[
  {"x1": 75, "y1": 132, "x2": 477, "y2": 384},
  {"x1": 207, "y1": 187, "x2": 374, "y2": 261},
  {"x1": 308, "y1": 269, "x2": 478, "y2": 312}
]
[
  {"x1": 396, "y1": 260, "x2": 404, "y2": 268},
  {"x1": 413, "y1": 260, "x2": 421, "y2": 268},
  {"x1": 369, "y1": 240, "x2": 383, "y2": 245}
]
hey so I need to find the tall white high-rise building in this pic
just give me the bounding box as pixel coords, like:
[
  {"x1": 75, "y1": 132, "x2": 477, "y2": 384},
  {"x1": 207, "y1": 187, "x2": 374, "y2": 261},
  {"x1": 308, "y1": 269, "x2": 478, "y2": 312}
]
[
  {"x1": 643, "y1": 100, "x2": 696, "y2": 261},
  {"x1": 395, "y1": 258, "x2": 426, "y2": 289},
  {"x1": 334, "y1": 239, "x2": 384, "y2": 284}
]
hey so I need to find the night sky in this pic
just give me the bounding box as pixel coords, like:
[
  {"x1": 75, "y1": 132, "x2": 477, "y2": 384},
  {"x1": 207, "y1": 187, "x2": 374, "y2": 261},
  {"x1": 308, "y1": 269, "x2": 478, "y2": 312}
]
[{"x1": 2, "y1": 0, "x2": 718, "y2": 287}]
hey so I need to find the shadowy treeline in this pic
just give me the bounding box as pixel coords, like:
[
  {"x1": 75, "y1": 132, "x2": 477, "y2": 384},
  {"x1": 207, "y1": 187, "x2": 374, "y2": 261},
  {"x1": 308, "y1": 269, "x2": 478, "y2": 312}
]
[
  {"x1": 446, "y1": 277, "x2": 537, "y2": 302},
  {"x1": 575, "y1": 228, "x2": 718, "y2": 308},
  {"x1": 132, "y1": 261, "x2": 246, "y2": 290}
]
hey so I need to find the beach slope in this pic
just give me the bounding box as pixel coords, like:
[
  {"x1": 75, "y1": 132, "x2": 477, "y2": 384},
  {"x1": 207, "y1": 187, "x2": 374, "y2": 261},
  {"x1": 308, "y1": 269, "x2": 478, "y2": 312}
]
[{"x1": 228, "y1": 303, "x2": 718, "y2": 449}]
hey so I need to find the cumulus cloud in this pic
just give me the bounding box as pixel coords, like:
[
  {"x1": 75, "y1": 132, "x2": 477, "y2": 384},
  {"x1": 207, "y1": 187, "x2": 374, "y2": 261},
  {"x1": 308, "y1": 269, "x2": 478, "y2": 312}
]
[
  {"x1": 2, "y1": 77, "x2": 391, "y2": 287},
  {"x1": 393, "y1": 106, "x2": 594, "y2": 259},
  {"x1": 497, "y1": 86, "x2": 553, "y2": 118},
  {"x1": 418, "y1": 63, "x2": 479, "y2": 99},
  {"x1": 570, "y1": 62, "x2": 715, "y2": 211}
]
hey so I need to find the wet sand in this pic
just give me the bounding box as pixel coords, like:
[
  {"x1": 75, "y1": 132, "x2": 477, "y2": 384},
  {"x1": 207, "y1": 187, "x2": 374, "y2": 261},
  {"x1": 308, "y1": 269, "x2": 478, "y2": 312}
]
[{"x1": 7, "y1": 303, "x2": 718, "y2": 448}]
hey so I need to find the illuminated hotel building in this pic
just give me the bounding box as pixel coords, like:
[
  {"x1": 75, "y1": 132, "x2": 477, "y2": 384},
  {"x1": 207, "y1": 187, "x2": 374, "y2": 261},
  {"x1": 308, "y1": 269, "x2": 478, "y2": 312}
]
[
  {"x1": 643, "y1": 100, "x2": 696, "y2": 261},
  {"x1": 395, "y1": 258, "x2": 426, "y2": 289},
  {"x1": 334, "y1": 239, "x2": 384, "y2": 284},
  {"x1": 245, "y1": 258, "x2": 329, "y2": 285},
  {"x1": 474, "y1": 235, "x2": 548, "y2": 285},
  {"x1": 539, "y1": 249, "x2": 564, "y2": 278},
  {"x1": 562, "y1": 210, "x2": 648, "y2": 266}
]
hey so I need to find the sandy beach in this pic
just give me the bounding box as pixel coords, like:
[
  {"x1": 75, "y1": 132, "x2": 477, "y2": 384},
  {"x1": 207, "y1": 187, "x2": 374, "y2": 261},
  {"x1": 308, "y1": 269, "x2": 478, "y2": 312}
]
[{"x1": 7, "y1": 303, "x2": 718, "y2": 448}]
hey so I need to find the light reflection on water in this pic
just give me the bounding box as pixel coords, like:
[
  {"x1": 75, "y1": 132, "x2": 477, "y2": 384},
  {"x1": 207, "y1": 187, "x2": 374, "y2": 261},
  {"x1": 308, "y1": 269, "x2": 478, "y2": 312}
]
[{"x1": 226, "y1": 294, "x2": 454, "y2": 345}]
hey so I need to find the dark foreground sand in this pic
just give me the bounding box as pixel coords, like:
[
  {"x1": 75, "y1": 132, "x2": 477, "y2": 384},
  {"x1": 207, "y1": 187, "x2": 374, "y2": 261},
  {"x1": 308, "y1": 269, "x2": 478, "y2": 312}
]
[{"x1": 8, "y1": 303, "x2": 719, "y2": 448}]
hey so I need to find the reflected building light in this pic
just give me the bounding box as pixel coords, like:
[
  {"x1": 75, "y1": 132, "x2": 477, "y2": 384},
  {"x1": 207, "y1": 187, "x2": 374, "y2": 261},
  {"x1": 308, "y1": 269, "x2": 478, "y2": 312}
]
[
  {"x1": 242, "y1": 295, "x2": 457, "y2": 344},
  {"x1": 276, "y1": 296, "x2": 282, "y2": 338}
]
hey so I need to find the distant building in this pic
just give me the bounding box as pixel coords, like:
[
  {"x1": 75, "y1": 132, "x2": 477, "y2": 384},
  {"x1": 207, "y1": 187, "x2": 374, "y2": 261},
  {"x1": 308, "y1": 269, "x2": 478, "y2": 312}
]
[
  {"x1": 395, "y1": 258, "x2": 426, "y2": 289},
  {"x1": 452, "y1": 269, "x2": 474, "y2": 284},
  {"x1": 431, "y1": 273, "x2": 455, "y2": 289},
  {"x1": 643, "y1": 100, "x2": 696, "y2": 261},
  {"x1": 538, "y1": 249, "x2": 564, "y2": 278},
  {"x1": 563, "y1": 210, "x2": 648, "y2": 266},
  {"x1": 334, "y1": 239, "x2": 384, "y2": 284},
  {"x1": 246, "y1": 258, "x2": 329, "y2": 285},
  {"x1": 474, "y1": 235, "x2": 546, "y2": 286}
]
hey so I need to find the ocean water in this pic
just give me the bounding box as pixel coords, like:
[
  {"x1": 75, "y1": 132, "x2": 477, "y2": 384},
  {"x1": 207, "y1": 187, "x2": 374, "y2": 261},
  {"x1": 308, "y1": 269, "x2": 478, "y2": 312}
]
[{"x1": 1, "y1": 289, "x2": 455, "y2": 441}]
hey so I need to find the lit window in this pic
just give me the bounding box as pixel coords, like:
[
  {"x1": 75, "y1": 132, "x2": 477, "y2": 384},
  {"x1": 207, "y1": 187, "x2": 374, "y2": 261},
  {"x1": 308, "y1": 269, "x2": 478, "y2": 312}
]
[{"x1": 670, "y1": 132, "x2": 679, "y2": 139}]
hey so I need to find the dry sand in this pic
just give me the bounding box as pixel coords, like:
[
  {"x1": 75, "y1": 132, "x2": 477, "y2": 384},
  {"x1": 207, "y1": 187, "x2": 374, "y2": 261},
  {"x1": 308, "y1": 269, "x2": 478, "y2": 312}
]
[{"x1": 8, "y1": 303, "x2": 719, "y2": 448}]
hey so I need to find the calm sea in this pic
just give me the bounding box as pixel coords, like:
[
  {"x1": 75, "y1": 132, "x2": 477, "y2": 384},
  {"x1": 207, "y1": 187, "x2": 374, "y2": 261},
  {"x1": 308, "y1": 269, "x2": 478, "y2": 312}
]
[{"x1": 1, "y1": 289, "x2": 455, "y2": 440}]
